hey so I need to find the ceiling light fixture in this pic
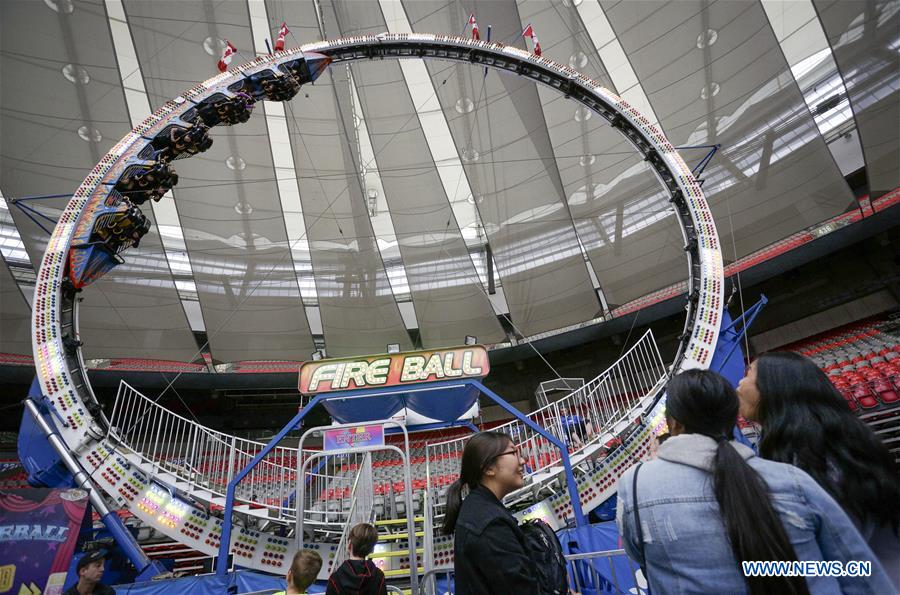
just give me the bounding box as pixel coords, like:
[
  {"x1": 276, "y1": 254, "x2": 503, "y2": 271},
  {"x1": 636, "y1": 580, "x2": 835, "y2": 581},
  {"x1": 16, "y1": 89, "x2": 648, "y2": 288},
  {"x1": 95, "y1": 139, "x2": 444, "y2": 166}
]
[
  {"x1": 387, "y1": 343, "x2": 401, "y2": 354},
  {"x1": 62, "y1": 64, "x2": 90, "y2": 85},
  {"x1": 574, "y1": 106, "x2": 592, "y2": 122},
  {"x1": 460, "y1": 147, "x2": 480, "y2": 162},
  {"x1": 233, "y1": 202, "x2": 254, "y2": 215},
  {"x1": 696, "y1": 29, "x2": 718, "y2": 49},
  {"x1": 77, "y1": 126, "x2": 102, "y2": 143},
  {"x1": 226, "y1": 156, "x2": 247, "y2": 171},
  {"x1": 455, "y1": 97, "x2": 475, "y2": 114},
  {"x1": 203, "y1": 37, "x2": 227, "y2": 56},
  {"x1": 699, "y1": 82, "x2": 720, "y2": 100},
  {"x1": 579, "y1": 155, "x2": 596, "y2": 167},
  {"x1": 569, "y1": 52, "x2": 588, "y2": 69}
]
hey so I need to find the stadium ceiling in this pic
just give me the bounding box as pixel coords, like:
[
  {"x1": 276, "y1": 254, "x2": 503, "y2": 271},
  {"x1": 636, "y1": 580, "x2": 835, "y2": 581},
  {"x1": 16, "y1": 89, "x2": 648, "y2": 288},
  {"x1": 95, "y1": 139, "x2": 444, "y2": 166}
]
[{"x1": 1, "y1": 0, "x2": 897, "y2": 365}]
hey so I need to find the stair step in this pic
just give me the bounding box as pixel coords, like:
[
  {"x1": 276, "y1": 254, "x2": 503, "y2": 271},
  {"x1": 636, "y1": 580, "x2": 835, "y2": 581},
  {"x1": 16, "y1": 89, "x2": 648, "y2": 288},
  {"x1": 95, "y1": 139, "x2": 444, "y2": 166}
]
[
  {"x1": 379, "y1": 531, "x2": 424, "y2": 541},
  {"x1": 369, "y1": 549, "x2": 423, "y2": 559},
  {"x1": 122, "y1": 452, "x2": 145, "y2": 467},
  {"x1": 192, "y1": 489, "x2": 214, "y2": 501},
  {"x1": 375, "y1": 517, "x2": 423, "y2": 526},
  {"x1": 384, "y1": 567, "x2": 424, "y2": 578}
]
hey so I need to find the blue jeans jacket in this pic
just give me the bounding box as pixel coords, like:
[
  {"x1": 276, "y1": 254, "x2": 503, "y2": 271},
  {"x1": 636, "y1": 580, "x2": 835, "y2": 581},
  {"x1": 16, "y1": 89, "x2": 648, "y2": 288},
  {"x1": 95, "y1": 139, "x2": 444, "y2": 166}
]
[{"x1": 616, "y1": 434, "x2": 896, "y2": 594}]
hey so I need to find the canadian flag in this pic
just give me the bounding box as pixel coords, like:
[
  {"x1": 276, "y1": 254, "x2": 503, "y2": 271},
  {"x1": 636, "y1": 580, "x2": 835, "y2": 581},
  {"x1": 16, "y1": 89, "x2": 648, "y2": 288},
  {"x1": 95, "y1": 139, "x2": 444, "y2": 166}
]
[
  {"x1": 522, "y1": 24, "x2": 541, "y2": 56},
  {"x1": 217, "y1": 40, "x2": 237, "y2": 72},
  {"x1": 467, "y1": 13, "x2": 480, "y2": 40},
  {"x1": 274, "y1": 22, "x2": 289, "y2": 52}
]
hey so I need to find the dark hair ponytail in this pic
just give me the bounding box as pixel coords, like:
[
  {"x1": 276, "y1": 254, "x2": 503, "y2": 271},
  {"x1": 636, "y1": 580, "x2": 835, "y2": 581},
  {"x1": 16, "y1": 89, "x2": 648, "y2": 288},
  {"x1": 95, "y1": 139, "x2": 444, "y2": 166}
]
[
  {"x1": 667, "y1": 370, "x2": 810, "y2": 595},
  {"x1": 442, "y1": 431, "x2": 511, "y2": 535}
]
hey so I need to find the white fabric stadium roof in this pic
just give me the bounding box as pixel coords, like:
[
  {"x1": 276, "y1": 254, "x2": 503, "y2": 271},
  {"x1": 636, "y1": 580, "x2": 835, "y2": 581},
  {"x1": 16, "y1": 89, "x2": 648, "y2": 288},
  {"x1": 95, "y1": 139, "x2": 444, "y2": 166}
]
[{"x1": 1, "y1": 0, "x2": 896, "y2": 363}]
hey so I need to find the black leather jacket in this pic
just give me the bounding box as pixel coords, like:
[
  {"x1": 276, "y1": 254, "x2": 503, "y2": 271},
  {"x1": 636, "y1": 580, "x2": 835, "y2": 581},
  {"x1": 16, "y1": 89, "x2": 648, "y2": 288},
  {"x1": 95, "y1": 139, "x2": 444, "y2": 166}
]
[{"x1": 453, "y1": 484, "x2": 540, "y2": 595}]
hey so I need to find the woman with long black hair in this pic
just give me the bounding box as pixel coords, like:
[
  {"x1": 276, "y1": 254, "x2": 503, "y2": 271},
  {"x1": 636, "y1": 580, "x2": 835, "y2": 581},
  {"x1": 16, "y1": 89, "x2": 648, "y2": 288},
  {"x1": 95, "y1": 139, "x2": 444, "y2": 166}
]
[
  {"x1": 442, "y1": 431, "x2": 539, "y2": 595},
  {"x1": 618, "y1": 369, "x2": 892, "y2": 594},
  {"x1": 738, "y1": 351, "x2": 900, "y2": 588}
]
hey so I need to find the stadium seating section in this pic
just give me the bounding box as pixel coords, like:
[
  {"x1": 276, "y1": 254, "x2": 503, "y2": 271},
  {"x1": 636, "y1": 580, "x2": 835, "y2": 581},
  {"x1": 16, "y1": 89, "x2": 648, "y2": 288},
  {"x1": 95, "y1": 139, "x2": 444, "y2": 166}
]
[{"x1": 781, "y1": 317, "x2": 900, "y2": 412}]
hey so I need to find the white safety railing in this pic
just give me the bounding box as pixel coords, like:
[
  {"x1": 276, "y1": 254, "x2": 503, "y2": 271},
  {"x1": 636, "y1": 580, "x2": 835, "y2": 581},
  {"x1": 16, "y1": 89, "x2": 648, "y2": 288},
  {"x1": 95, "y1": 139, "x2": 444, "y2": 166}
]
[
  {"x1": 109, "y1": 382, "x2": 424, "y2": 526},
  {"x1": 425, "y1": 330, "x2": 665, "y2": 507},
  {"x1": 301, "y1": 450, "x2": 380, "y2": 527},
  {"x1": 535, "y1": 377, "x2": 585, "y2": 408},
  {"x1": 331, "y1": 453, "x2": 375, "y2": 570},
  {"x1": 108, "y1": 382, "x2": 314, "y2": 518},
  {"x1": 108, "y1": 329, "x2": 664, "y2": 528}
]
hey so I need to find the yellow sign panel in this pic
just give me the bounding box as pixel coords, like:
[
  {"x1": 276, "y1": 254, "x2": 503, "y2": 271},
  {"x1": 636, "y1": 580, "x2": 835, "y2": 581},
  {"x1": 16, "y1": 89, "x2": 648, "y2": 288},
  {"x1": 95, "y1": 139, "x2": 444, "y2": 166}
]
[{"x1": 0, "y1": 565, "x2": 13, "y2": 593}]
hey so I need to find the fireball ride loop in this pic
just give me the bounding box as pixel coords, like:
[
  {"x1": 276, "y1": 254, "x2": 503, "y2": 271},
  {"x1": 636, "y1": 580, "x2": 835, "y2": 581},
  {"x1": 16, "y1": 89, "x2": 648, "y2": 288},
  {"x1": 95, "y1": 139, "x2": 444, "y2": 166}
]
[{"x1": 30, "y1": 34, "x2": 725, "y2": 577}]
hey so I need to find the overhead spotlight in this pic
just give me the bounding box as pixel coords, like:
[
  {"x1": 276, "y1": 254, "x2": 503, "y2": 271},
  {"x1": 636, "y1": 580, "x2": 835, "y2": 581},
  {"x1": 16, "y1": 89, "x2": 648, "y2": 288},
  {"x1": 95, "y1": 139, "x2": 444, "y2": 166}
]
[
  {"x1": 387, "y1": 344, "x2": 401, "y2": 355},
  {"x1": 311, "y1": 349, "x2": 326, "y2": 361},
  {"x1": 464, "y1": 335, "x2": 477, "y2": 346}
]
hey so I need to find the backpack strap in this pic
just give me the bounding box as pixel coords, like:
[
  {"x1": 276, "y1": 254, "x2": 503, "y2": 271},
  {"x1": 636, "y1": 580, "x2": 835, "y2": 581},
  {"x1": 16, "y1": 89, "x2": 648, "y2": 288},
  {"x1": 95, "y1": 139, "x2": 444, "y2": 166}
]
[
  {"x1": 631, "y1": 462, "x2": 644, "y2": 548},
  {"x1": 631, "y1": 461, "x2": 649, "y2": 584}
]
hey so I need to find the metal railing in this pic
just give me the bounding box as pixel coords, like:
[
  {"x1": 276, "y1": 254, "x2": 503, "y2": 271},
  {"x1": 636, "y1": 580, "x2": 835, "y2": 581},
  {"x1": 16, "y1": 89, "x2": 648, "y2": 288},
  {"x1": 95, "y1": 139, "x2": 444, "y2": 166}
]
[
  {"x1": 109, "y1": 382, "x2": 426, "y2": 525},
  {"x1": 331, "y1": 453, "x2": 375, "y2": 570},
  {"x1": 108, "y1": 329, "x2": 665, "y2": 530},
  {"x1": 425, "y1": 330, "x2": 665, "y2": 510},
  {"x1": 108, "y1": 381, "x2": 315, "y2": 517},
  {"x1": 418, "y1": 567, "x2": 455, "y2": 595},
  {"x1": 565, "y1": 549, "x2": 644, "y2": 595},
  {"x1": 535, "y1": 377, "x2": 585, "y2": 408}
]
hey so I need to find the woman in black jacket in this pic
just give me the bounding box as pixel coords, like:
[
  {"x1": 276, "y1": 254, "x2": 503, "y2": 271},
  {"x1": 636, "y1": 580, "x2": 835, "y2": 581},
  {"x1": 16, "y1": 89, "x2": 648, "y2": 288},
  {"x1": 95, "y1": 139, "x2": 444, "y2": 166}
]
[{"x1": 442, "y1": 431, "x2": 539, "y2": 595}]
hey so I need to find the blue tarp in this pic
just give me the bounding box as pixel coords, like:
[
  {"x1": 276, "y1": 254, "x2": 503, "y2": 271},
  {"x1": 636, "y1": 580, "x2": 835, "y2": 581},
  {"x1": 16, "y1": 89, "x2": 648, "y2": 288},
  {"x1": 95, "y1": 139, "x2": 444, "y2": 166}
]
[
  {"x1": 323, "y1": 393, "x2": 405, "y2": 424},
  {"x1": 113, "y1": 570, "x2": 327, "y2": 594},
  {"x1": 405, "y1": 384, "x2": 479, "y2": 422}
]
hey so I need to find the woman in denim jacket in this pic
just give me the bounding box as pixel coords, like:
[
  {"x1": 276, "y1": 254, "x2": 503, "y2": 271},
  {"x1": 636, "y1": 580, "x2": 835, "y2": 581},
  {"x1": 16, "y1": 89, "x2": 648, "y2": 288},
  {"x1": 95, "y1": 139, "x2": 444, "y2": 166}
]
[{"x1": 617, "y1": 369, "x2": 894, "y2": 595}]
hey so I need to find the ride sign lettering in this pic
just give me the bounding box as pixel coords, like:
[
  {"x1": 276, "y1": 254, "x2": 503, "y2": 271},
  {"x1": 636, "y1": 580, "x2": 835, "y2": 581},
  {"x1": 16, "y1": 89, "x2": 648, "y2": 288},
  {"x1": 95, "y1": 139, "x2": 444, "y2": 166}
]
[{"x1": 298, "y1": 346, "x2": 489, "y2": 395}]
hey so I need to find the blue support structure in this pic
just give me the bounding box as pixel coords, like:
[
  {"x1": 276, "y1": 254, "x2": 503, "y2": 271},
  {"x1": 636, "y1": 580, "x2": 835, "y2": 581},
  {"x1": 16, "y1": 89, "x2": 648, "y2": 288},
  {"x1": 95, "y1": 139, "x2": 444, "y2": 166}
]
[
  {"x1": 712, "y1": 294, "x2": 768, "y2": 383},
  {"x1": 215, "y1": 379, "x2": 588, "y2": 576},
  {"x1": 19, "y1": 379, "x2": 165, "y2": 580},
  {"x1": 215, "y1": 394, "x2": 323, "y2": 576},
  {"x1": 709, "y1": 296, "x2": 768, "y2": 448}
]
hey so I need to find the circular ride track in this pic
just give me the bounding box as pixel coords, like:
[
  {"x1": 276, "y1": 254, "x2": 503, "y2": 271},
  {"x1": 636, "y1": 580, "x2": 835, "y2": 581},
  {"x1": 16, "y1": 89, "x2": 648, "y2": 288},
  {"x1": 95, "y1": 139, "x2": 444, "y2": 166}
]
[{"x1": 31, "y1": 34, "x2": 724, "y2": 574}]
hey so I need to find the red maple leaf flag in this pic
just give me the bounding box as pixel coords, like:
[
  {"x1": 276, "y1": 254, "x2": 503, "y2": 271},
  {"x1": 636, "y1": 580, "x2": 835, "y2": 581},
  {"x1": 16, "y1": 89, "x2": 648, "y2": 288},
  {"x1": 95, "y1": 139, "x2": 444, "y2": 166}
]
[
  {"x1": 274, "y1": 22, "x2": 289, "y2": 52},
  {"x1": 217, "y1": 40, "x2": 237, "y2": 72},
  {"x1": 467, "y1": 13, "x2": 480, "y2": 40},
  {"x1": 522, "y1": 24, "x2": 541, "y2": 56}
]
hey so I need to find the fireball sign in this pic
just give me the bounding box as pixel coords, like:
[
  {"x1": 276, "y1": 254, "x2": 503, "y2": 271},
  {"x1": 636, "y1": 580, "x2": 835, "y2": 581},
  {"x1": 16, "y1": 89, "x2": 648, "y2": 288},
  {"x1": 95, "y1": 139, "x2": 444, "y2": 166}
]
[{"x1": 298, "y1": 346, "x2": 489, "y2": 395}]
